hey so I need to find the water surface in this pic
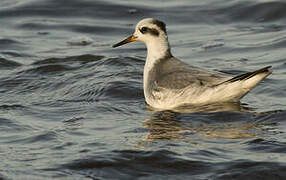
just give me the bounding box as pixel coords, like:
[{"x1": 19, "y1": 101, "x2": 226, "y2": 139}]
[{"x1": 1, "y1": 0, "x2": 286, "y2": 179}]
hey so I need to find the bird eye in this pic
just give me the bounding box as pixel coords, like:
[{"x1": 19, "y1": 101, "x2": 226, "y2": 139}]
[{"x1": 140, "y1": 27, "x2": 148, "y2": 34}]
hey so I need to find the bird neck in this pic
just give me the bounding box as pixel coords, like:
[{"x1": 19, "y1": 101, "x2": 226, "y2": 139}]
[
  {"x1": 143, "y1": 36, "x2": 172, "y2": 98},
  {"x1": 145, "y1": 36, "x2": 172, "y2": 66}
]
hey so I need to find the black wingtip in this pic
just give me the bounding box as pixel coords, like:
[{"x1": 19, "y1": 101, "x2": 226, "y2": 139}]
[{"x1": 222, "y1": 66, "x2": 272, "y2": 84}]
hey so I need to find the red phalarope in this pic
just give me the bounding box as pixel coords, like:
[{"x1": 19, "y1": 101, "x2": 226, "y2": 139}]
[{"x1": 113, "y1": 18, "x2": 272, "y2": 110}]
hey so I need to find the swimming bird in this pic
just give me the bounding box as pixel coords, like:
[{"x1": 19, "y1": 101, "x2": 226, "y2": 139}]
[{"x1": 113, "y1": 18, "x2": 272, "y2": 110}]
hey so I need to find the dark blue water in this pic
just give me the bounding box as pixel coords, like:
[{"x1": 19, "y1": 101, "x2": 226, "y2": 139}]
[{"x1": 1, "y1": 0, "x2": 286, "y2": 179}]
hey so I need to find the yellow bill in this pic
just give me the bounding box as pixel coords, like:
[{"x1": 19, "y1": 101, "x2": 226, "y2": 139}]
[{"x1": 112, "y1": 35, "x2": 137, "y2": 48}]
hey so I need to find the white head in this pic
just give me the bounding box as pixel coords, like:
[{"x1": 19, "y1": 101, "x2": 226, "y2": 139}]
[{"x1": 113, "y1": 18, "x2": 172, "y2": 60}]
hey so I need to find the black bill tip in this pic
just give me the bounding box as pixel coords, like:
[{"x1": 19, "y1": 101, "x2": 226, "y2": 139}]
[{"x1": 112, "y1": 35, "x2": 136, "y2": 48}]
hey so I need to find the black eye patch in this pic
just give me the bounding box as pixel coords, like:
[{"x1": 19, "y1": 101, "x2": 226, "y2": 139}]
[
  {"x1": 140, "y1": 27, "x2": 159, "y2": 36},
  {"x1": 140, "y1": 27, "x2": 148, "y2": 34}
]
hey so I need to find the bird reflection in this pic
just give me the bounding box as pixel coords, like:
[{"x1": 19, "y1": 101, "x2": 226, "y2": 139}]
[
  {"x1": 142, "y1": 111, "x2": 186, "y2": 141},
  {"x1": 146, "y1": 101, "x2": 250, "y2": 113},
  {"x1": 142, "y1": 102, "x2": 273, "y2": 142}
]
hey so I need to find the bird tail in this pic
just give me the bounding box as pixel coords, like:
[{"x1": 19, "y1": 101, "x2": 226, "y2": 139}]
[
  {"x1": 222, "y1": 66, "x2": 272, "y2": 84},
  {"x1": 214, "y1": 66, "x2": 272, "y2": 101}
]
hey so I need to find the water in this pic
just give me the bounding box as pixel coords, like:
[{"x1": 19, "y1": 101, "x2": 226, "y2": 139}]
[{"x1": 0, "y1": 0, "x2": 286, "y2": 179}]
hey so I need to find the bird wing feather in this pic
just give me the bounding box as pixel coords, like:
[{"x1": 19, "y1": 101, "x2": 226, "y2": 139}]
[{"x1": 154, "y1": 57, "x2": 229, "y2": 90}]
